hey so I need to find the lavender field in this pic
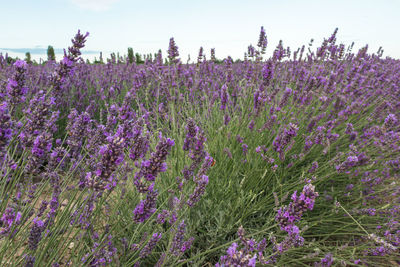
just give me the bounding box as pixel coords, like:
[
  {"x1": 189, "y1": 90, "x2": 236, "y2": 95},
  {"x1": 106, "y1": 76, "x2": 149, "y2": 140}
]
[{"x1": 0, "y1": 28, "x2": 399, "y2": 266}]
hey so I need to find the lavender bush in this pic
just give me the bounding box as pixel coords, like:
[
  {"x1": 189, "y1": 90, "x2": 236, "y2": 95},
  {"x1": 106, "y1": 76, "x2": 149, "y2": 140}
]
[{"x1": 0, "y1": 27, "x2": 399, "y2": 266}]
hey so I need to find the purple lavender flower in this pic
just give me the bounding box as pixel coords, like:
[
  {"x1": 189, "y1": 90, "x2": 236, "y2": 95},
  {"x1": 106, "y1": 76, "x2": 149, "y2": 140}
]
[
  {"x1": 273, "y1": 123, "x2": 299, "y2": 157},
  {"x1": 66, "y1": 108, "x2": 93, "y2": 158},
  {"x1": 50, "y1": 30, "x2": 89, "y2": 102},
  {"x1": 210, "y1": 48, "x2": 216, "y2": 62},
  {"x1": 68, "y1": 30, "x2": 89, "y2": 60},
  {"x1": 384, "y1": 114, "x2": 397, "y2": 129},
  {"x1": 156, "y1": 209, "x2": 170, "y2": 224},
  {"x1": 134, "y1": 133, "x2": 174, "y2": 191},
  {"x1": 335, "y1": 153, "x2": 369, "y2": 173},
  {"x1": 220, "y1": 84, "x2": 229, "y2": 110},
  {"x1": 279, "y1": 87, "x2": 293, "y2": 108},
  {"x1": 6, "y1": 59, "x2": 28, "y2": 107},
  {"x1": 133, "y1": 183, "x2": 158, "y2": 223},
  {"x1": 275, "y1": 183, "x2": 319, "y2": 232},
  {"x1": 187, "y1": 175, "x2": 209, "y2": 207},
  {"x1": 248, "y1": 44, "x2": 256, "y2": 58},
  {"x1": 216, "y1": 226, "x2": 264, "y2": 267},
  {"x1": 183, "y1": 118, "x2": 198, "y2": 151},
  {"x1": 37, "y1": 200, "x2": 48, "y2": 218},
  {"x1": 70, "y1": 192, "x2": 98, "y2": 229},
  {"x1": 197, "y1": 46, "x2": 204, "y2": 63},
  {"x1": 182, "y1": 120, "x2": 207, "y2": 180},
  {"x1": 274, "y1": 225, "x2": 305, "y2": 254},
  {"x1": 24, "y1": 255, "x2": 36, "y2": 267},
  {"x1": 314, "y1": 126, "x2": 326, "y2": 145},
  {"x1": 248, "y1": 120, "x2": 255, "y2": 130},
  {"x1": 253, "y1": 86, "x2": 266, "y2": 116},
  {"x1": 28, "y1": 217, "x2": 45, "y2": 251},
  {"x1": 140, "y1": 233, "x2": 162, "y2": 258},
  {"x1": 26, "y1": 132, "x2": 53, "y2": 174},
  {"x1": 168, "y1": 37, "x2": 179, "y2": 63},
  {"x1": 307, "y1": 113, "x2": 325, "y2": 132},
  {"x1": 84, "y1": 130, "x2": 126, "y2": 191},
  {"x1": 82, "y1": 234, "x2": 117, "y2": 266},
  {"x1": 20, "y1": 90, "x2": 56, "y2": 150},
  {"x1": 0, "y1": 102, "x2": 13, "y2": 162},
  {"x1": 257, "y1": 26, "x2": 268, "y2": 54},
  {"x1": 345, "y1": 123, "x2": 354, "y2": 134},
  {"x1": 259, "y1": 114, "x2": 277, "y2": 132},
  {"x1": 170, "y1": 220, "x2": 194, "y2": 256},
  {"x1": 127, "y1": 120, "x2": 149, "y2": 161},
  {"x1": 0, "y1": 207, "x2": 22, "y2": 236},
  {"x1": 317, "y1": 253, "x2": 334, "y2": 267},
  {"x1": 273, "y1": 40, "x2": 286, "y2": 61},
  {"x1": 262, "y1": 61, "x2": 274, "y2": 86},
  {"x1": 242, "y1": 143, "x2": 248, "y2": 156},
  {"x1": 223, "y1": 114, "x2": 231, "y2": 125},
  {"x1": 155, "y1": 49, "x2": 163, "y2": 65},
  {"x1": 308, "y1": 161, "x2": 319, "y2": 173}
]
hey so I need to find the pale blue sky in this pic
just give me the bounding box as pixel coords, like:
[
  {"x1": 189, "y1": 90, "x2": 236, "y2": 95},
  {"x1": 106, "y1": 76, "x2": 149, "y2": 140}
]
[{"x1": 1, "y1": 0, "x2": 399, "y2": 61}]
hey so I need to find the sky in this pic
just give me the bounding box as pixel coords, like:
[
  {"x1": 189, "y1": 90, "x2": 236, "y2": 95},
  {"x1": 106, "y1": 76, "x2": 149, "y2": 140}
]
[{"x1": 1, "y1": 0, "x2": 399, "y2": 62}]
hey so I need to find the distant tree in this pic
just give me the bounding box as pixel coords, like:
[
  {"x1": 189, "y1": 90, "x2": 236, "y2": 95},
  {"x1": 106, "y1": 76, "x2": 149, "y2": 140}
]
[
  {"x1": 135, "y1": 53, "x2": 144, "y2": 64},
  {"x1": 25, "y1": 52, "x2": 32, "y2": 64},
  {"x1": 128, "y1": 47, "x2": 134, "y2": 64},
  {"x1": 6, "y1": 54, "x2": 16, "y2": 65},
  {"x1": 93, "y1": 57, "x2": 102, "y2": 64},
  {"x1": 47, "y1": 45, "x2": 55, "y2": 61},
  {"x1": 99, "y1": 52, "x2": 104, "y2": 64}
]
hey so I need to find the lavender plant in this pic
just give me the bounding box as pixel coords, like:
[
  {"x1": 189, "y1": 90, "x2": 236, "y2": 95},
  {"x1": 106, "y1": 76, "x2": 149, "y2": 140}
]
[{"x1": 0, "y1": 27, "x2": 399, "y2": 266}]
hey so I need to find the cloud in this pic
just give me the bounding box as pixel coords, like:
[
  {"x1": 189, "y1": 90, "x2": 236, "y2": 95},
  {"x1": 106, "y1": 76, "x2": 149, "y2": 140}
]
[{"x1": 69, "y1": 0, "x2": 119, "y2": 11}]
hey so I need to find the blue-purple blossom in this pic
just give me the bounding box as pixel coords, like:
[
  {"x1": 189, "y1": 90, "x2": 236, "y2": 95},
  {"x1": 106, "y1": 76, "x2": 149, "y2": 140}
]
[
  {"x1": 384, "y1": 114, "x2": 397, "y2": 129},
  {"x1": 308, "y1": 161, "x2": 319, "y2": 173},
  {"x1": 273, "y1": 123, "x2": 299, "y2": 159},
  {"x1": 28, "y1": 217, "x2": 45, "y2": 252},
  {"x1": 170, "y1": 220, "x2": 194, "y2": 256},
  {"x1": 183, "y1": 118, "x2": 198, "y2": 151},
  {"x1": 257, "y1": 26, "x2": 268, "y2": 53},
  {"x1": 168, "y1": 37, "x2": 179, "y2": 63},
  {"x1": 279, "y1": 87, "x2": 293, "y2": 108},
  {"x1": 81, "y1": 233, "x2": 117, "y2": 266},
  {"x1": 216, "y1": 226, "x2": 265, "y2": 267},
  {"x1": 50, "y1": 30, "x2": 89, "y2": 101},
  {"x1": 317, "y1": 253, "x2": 334, "y2": 267},
  {"x1": 140, "y1": 233, "x2": 162, "y2": 258},
  {"x1": 133, "y1": 183, "x2": 158, "y2": 223},
  {"x1": 187, "y1": 175, "x2": 209, "y2": 207},
  {"x1": 220, "y1": 84, "x2": 229, "y2": 110},
  {"x1": 275, "y1": 183, "x2": 319, "y2": 232},
  {"x1": 0, "y1": 207, "x2": 22, "y2": 236},
  {"x1": 0, "y1": 102, "x2": 13, "y2": 162},
  {"x1": 6, "y1": 59, "x2": 28, "y2": 106}
]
